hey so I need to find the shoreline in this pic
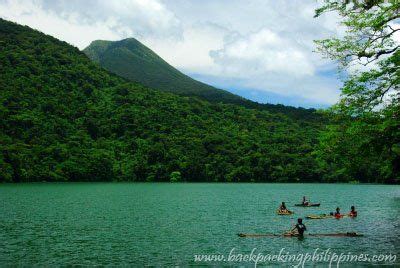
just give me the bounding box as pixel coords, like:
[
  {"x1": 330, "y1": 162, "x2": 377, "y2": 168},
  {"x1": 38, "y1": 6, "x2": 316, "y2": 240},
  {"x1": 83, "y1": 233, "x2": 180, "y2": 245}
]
[{"x1": 1, "y1": 181, "x2": 399, "y2": 185}]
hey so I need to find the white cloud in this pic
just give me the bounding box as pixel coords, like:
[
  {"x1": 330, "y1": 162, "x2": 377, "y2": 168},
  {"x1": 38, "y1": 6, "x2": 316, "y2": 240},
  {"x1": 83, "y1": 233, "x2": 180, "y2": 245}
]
[
  {"x1": 142, "y1": 22, "x2": 226, "y2": 75},
  {"x1": 211, "y1": 28, "x2": 315, "y2": 78}
]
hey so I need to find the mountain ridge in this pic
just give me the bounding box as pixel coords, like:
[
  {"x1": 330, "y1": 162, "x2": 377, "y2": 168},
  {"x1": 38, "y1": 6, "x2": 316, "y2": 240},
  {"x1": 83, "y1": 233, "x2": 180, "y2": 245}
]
[
  {"x1": 84, "y1": 38, "x2": 244, "y2": 101},
  {"x1": 84, "y1": 37, "x2": 320, "y2": 120}
]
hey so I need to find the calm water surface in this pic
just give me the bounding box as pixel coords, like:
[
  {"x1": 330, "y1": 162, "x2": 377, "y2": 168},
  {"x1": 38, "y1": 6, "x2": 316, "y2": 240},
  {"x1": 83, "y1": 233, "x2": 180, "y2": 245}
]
[{"x1": 0, "y1": 183, "x2": 399, "y2": 266}]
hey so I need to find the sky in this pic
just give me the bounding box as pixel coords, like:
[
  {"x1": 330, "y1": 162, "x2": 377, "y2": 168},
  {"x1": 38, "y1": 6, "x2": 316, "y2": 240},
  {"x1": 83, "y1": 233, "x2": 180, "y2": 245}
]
[{"x1": 0, "y1": 0, "x2": 347, "y2": 108}]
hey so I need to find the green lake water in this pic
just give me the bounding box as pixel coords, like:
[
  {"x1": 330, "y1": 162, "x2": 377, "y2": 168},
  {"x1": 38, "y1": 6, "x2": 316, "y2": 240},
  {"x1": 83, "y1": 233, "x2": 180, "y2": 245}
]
[{"x1": 0, "y1": 183, "x2": 399, "y2": 266}]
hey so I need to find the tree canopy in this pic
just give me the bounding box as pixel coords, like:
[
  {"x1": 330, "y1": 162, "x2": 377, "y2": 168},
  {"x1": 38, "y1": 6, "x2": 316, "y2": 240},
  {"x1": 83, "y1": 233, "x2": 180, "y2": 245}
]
[{"x1": 314, "y1": 0, "x2": 399, "y2": 183}]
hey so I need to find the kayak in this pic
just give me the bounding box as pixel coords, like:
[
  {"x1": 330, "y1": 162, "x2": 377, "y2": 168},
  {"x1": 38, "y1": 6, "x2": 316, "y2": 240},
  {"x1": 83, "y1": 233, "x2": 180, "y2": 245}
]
[
  {"x1": 276, "y1": 210, "x2": 294, "y2": 215},
  {"x1": 294, "y1": 203, "x2": 320, "y2": 207},
  {"x1": 306, "y1": 214, "x2": 333, "y2": 219},
  {"x1": 237, "y1": 232, "x2": 363, "y2": 238},
  {"x1": 306, "y1": 214, "x2": 349, "y2": 220}
]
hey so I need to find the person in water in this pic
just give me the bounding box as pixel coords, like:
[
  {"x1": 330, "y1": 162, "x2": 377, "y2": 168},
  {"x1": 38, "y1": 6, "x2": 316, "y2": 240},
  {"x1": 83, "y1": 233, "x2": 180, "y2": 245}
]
[
  {"x1": 302, "y1": 196, "x2": 309, "y2": 206},
  {"x1": 349, "y1": 206, "x2": 357, "y2": 217},
  {"x1": 290, "y1": 218, "x2": 307, "y2": 236},
  {"x1": 279, "y1": 202, "x2": 288, "y2": 212},
  {"x1": 334, "y1": 207, "x2": 341, "y2": 218}
]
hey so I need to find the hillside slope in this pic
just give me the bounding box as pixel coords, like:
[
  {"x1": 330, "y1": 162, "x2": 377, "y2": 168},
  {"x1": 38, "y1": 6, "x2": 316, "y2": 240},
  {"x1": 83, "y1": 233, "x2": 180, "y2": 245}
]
[
  {"x1": 84, "y1": 39, "x2": 245, "y2": 103},
  {"x1": 0, "y1": 18, "x2": 324, "y2": 182},
  {"x1": 84, "y1": 38, "x2": 319, "y2": 120}
]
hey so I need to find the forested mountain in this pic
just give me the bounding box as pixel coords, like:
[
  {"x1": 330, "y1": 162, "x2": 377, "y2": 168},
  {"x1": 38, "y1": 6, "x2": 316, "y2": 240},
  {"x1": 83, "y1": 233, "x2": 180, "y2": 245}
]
[
  {"x1": 0, "y1": 18, "x2": 328, "y2": 183},
  {"x1": 83, "y1": 39, "x2": 244, "y2": 104},
  {"x1": 83, "y1": 38, "x2": 318, "y2": 120}
]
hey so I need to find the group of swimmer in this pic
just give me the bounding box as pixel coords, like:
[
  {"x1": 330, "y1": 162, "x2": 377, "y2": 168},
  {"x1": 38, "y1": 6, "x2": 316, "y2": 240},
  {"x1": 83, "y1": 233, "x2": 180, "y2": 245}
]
[
  {"x1": 277, "y1": 196, "x2": 358, "y2": 237},
  {"x1": 332, "y1": 206, "x2": 358, "y2": 218}
]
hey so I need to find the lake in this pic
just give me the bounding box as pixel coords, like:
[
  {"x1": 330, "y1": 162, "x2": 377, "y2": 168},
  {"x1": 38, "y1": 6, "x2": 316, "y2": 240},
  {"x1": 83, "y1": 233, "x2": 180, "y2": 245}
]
[{"x1": 0, "y1": 183, "x2": 399, "y2": 266}]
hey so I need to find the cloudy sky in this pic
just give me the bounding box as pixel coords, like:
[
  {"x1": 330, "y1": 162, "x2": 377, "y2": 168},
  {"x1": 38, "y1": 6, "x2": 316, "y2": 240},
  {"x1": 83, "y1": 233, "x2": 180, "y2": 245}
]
[{"x1": 0, "y1": 0, "x2": 346, "y2": 108}]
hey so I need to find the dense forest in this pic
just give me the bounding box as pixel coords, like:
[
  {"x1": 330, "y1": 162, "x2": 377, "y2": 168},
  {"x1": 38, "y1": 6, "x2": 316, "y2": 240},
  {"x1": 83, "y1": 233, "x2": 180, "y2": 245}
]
[
  {"x1": 0, "y1": 16, "x2": 398, "y2": 183},
  {"x1": 0, "y1": 18, "x2": 325, "y2": 183}
]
